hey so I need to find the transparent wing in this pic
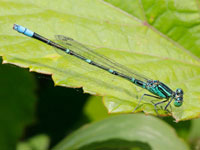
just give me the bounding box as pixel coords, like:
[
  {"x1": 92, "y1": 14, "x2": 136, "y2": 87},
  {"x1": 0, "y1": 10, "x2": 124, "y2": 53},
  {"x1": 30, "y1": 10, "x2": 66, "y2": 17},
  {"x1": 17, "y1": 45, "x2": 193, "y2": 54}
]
[{"x1": 55, "y1": 35, "x2": 151, "y2": 82}]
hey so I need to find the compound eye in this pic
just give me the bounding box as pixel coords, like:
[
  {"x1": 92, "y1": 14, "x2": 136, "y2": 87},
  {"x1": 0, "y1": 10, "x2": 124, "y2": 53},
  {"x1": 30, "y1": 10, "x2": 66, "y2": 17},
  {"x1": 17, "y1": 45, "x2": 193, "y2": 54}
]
[
  {"x1": 177, "y1": 97, "x2": 183, "y2": 101},
  {"x1": 176, "y1": 88, "x2": 184, "y2": 95},
  {"x1": 174, "y1": 100, "x2": 182, "y2": 107}
]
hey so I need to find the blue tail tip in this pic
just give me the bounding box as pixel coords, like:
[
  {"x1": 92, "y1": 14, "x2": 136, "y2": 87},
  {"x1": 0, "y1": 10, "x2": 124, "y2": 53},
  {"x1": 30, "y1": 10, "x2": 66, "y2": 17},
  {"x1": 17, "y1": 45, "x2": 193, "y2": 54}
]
[
  {"x1": 13, "y1": 24, "x2": 34, "y2": 37},
  {"x1": 13, "y1": 24, "x2": 18, "y2": 31}
]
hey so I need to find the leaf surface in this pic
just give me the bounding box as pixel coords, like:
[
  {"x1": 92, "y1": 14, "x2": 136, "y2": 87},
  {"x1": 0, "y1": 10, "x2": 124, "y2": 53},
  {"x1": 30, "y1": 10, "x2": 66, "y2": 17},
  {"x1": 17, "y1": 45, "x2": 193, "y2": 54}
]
[
  {"x1": 0, "y1": 0, "x2": 200, "y2": 121},
  {"x1": 53, "y1": 114, "x2": 189, "y2": 150}
]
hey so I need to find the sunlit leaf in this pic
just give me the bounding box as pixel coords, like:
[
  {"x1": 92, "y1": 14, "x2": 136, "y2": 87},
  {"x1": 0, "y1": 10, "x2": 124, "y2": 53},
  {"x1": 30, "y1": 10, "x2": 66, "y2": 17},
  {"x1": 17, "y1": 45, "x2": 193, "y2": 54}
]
[{"x1": 0, "y1": 0, "x2": 199, "y2": 121}]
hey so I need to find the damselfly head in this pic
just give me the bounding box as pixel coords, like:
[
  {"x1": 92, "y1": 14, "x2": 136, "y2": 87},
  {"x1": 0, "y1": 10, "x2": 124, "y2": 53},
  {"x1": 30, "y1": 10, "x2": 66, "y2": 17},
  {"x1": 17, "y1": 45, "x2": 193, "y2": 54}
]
[
  {"x1": 176, "y1": 88, "x2": 184, "y2": 95},
  {"x1": 174, "y1": 88, "x2": 184, "y2": 107}
]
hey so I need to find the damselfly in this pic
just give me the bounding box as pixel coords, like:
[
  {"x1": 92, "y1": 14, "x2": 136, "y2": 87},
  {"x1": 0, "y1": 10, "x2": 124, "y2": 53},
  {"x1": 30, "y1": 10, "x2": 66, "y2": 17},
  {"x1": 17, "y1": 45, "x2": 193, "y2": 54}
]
[{"x1": 13, "y1": 24, "x2": 184, "y2": 115}]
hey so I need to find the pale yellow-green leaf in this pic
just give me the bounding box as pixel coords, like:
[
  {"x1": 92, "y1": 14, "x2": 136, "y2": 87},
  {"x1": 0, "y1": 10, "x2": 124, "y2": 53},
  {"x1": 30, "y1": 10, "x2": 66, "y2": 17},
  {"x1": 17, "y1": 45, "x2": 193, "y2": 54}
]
[{"x1": 0, "y1": 0, "x2": 200, "y2": 121}]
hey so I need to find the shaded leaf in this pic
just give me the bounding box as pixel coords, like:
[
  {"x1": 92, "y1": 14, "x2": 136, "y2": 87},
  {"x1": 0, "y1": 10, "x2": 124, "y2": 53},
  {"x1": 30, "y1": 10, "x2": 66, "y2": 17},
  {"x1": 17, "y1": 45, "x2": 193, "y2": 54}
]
[
  {"x1": 188, "y1": 118, "x2": 200, "y2": 149},
  {"x1": 17, "y1": 134, "x2": 50, "y2": 150},
  {"x1": 0, "y1": 60, "x2": 36, "y2": 150},
  {"x1": 189, "y1": 118, "x2": 200, "y2": 140},
  {"x1": 53, "y1": 114, "x2": 189, "y2": 150}
]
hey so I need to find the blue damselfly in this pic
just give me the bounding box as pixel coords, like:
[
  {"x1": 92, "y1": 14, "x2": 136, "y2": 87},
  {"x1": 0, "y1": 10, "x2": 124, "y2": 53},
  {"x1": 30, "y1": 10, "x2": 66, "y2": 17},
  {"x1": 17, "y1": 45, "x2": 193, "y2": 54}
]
[{"x1": 13, "y1": 24, "x2": 184, "y2": 114}]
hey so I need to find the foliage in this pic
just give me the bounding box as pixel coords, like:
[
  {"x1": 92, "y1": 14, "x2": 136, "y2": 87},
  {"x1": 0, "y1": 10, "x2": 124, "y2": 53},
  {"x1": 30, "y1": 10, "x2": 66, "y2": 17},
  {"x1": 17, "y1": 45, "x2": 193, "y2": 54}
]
[{"x1": 0, "y1": 0, "x2": 200, "y2": 150}]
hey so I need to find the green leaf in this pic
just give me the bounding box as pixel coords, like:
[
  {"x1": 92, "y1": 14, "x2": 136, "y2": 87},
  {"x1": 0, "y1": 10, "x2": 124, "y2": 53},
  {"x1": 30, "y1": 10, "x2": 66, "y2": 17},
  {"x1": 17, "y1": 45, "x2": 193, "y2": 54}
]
[
  {"x1": 17, "y1": 134, "x2": 50, "y2": 150},
  {"x1": 105, "y1": 0, "x2": 200, "y2": 58},
  {"x1": 189, "y1": 118, "x2": 200, "y2": 140},
  {"x1": 84, "y1": 96, "x2": 114, "y2": 122},
  {"x1": 0, "y1": 0, "x2": 200, "y2": 121},
  {"x1": 0, "y1": 60, "x2": 36, "y2": 150},
  {"x1": 53, "y1": 114, "x2": 189, "y2": 150},
  {"x1": 188, "y1": 118, "x2": 200, "y2": 149}
]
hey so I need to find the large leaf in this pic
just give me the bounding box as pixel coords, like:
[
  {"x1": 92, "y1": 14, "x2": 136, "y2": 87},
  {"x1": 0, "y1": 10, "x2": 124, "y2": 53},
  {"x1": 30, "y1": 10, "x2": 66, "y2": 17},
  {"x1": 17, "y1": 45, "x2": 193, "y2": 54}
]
[
  {"x1": 53, "y1": 114, "x2": 189, "y2": 150},
  {"x1": 0, "y1": 61, "x2": 36, "y2": 150},
  {"x1": 0, "y1": 0, "x2": 200, "y2": 121},
  {"x1": 105, "y1": 0, "x2": 200, "y2": 57}
]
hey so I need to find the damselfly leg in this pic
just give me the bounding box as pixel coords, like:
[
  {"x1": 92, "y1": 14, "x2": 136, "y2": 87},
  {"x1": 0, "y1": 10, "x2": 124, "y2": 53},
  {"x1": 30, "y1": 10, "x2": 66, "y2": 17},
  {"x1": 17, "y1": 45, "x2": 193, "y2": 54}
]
[
  {"x1": 153, "y1": 99, "x2": 169, "y2": 115},
  {"x1": 133, "y1": 94, "x2": 174, "y2": 116},
  {"x1": 132, "y1": 94, "x2": 162, "y2": 113}
]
